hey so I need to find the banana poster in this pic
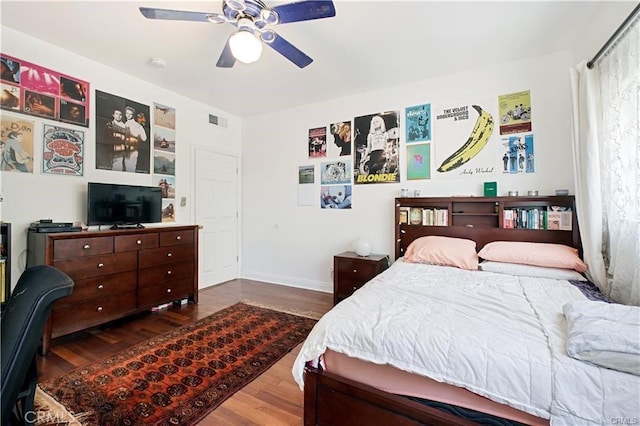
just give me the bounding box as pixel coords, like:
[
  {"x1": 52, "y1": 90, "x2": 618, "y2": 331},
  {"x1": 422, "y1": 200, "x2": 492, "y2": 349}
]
[
  {"x1": 353, "y1": 111, "x2": 400, "y2": 184},
  {"x1": 434, "y1": 102, "x2": 496, "y2": 179}
]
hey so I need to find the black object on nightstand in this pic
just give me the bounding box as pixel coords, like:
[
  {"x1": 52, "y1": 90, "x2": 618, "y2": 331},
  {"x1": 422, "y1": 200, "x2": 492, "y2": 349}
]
[{"x1": 333, "y1": 251, "x2": 389, "y2": 305}]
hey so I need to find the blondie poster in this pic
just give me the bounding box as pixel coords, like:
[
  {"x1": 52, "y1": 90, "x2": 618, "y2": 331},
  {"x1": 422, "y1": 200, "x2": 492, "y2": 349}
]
[
  {"x1": 353, "y1": 111, "x2": 400, "y2": 184},
  {"x1": 1, "y1": 54, "x2": 90, "y2": 127},
  {"x1": 434, "y1": 102, "x2": 496, "y2": 179},
  {"x1": 42, "y1": 124, "x2": 84, "y2": 176},
  {"x1": 95, "y1": 90, "x2": 150, "y2": 174}
]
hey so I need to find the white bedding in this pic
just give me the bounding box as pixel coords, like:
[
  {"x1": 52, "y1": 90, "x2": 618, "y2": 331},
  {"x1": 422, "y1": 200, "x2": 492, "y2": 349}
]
[{"x1": 292, "y1": 259, "x2": 640, "y2": 425}]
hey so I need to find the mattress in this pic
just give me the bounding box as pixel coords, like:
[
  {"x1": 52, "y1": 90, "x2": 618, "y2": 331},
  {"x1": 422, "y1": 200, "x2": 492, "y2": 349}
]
[{"x1": 323, "y1": 349, "x2": 548, "y2": 425}]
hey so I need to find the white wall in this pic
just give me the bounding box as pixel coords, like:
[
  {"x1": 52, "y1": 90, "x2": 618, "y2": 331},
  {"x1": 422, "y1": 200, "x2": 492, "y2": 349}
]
[
  {"x1": 241, "y1": 49, "x2": 578, "y2": 293},
  {"x1": 0, "y1": 27, "x2": 242, "y2": 289}
]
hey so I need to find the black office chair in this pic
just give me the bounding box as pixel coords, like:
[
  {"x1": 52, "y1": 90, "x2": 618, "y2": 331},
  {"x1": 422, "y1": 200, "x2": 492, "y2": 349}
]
[{"x1": 1, "y1": 265, "x2": 74, "y2": 426}]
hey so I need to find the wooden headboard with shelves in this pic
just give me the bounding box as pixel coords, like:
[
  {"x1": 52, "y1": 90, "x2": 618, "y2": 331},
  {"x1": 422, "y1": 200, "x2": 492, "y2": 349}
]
[{"x1": 394, "y1": 196, "x2": 582, "y2": 260}]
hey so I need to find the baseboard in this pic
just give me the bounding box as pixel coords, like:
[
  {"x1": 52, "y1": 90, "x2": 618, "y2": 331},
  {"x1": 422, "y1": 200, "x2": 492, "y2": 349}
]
[{"x1": 240, "y1": 271, "x2": 332, "y2": 294}]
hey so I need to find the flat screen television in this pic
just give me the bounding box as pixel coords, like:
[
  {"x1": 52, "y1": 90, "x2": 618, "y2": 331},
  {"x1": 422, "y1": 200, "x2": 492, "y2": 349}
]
[{"x1": 87, "y1": 182, "x2": 162, "y2": 228}]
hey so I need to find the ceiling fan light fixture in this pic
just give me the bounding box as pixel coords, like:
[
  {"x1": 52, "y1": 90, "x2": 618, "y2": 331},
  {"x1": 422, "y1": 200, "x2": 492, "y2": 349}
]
[{"x1": 229, "y1": 30, "x2": 263, "y2": 63}]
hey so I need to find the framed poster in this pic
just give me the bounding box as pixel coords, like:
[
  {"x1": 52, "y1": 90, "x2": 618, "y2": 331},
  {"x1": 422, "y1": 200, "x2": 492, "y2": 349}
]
[{"x1": 1, "y1": 54, "x2": 90, "y2": 127}]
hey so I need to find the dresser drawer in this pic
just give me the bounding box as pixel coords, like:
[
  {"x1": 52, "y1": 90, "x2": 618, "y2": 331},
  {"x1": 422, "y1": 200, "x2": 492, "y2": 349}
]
[
  {"x1": 138, "y1": 260, "x2": 194, "y2": 288},
  {"x1": 53, "y1": 236, "x2": 113, "y2": 260},
  {"x1": 54, "y1": 251, "x2": 137, "y2": 280},
  {"x1": 336, "y1": 258, "x2": 378, "y2": 282},
  {"x1": 54, "y1": 271, "x2": 137, "y2": 307},
  {"x1": 160, "y1": 230, "x2": 194, "y2": 247},
  {"x1": 51, "y1": 290, "x2": 136, "y2": 336},
  {"x1": 114, "y1": 233, "x2": 159, "y2": 252},
  {"x1": 138, "y1": 246, "x2": 194, "y2": 269},
  {"x1": 137, "y1": 277, "x2": 193, "y2": 308}
]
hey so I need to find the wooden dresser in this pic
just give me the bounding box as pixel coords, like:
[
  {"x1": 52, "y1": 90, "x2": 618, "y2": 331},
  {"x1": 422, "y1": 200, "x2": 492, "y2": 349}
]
[{"x1": 27, "y1": 225, "x2": 199, "y2": 355}]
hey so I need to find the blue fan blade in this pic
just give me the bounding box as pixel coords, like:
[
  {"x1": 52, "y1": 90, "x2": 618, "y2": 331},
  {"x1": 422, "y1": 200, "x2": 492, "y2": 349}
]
[
  {"x1": 268, "y1": 34, "x2": 313, "y2": 68},
  {"x1": 271, "y1": 1, "x2": 336, "y2": 24},
  {"x1": 216, "y1": 39, "x2": 237, "y2": 68},
  {"x1": 139, "y1": 7, "x2": 219, "y2": 22}
]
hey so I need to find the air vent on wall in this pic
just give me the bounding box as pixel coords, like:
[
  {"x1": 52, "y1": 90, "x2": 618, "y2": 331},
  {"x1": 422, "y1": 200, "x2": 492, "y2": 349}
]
[{"x1": 209, "y1": 114, "x2": 228, "y2": 127}]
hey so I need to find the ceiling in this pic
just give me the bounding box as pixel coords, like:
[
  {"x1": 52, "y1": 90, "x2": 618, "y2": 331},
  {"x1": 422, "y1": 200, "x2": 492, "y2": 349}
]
[{"x1": 0, "y1": 1, "x2": 634, "y2": 118}]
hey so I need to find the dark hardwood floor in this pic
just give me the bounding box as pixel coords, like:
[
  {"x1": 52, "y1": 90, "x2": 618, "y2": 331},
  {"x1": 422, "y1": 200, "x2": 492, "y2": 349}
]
[{"x1": 36, "y1": 279, "x2": 333, "y2": 425}]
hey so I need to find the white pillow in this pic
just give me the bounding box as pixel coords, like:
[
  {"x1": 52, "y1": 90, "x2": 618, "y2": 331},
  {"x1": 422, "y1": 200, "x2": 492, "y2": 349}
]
[
  {"x1": 479, "y1": 261, "x2": 587, "y2": 281},
  {"x1": 563, "y1": 300, "x2": 640, "y2": 375}
]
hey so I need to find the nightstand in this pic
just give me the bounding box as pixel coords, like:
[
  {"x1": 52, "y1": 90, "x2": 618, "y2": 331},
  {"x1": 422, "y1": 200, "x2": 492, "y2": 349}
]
[{"x1": 333, "y1": 251, "x2": 389, "y2": 305}]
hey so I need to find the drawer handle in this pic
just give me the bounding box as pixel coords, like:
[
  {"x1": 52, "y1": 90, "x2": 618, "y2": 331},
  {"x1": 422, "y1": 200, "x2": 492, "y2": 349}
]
[
  {"x1": 167, "y1": 288, "x2": 172, "y2": 293},
  {"x1": 353, "y1": 269, "x2": 357, "y2": 273},
  {"x1": 136, "y1": 239, "x2": 142, "y2": 245},
  {"x1": 167, "y1": 252, "x2": 172, "y2": 257},
  {"x1": 353, "y1": 286, "x2": 357, "y2": 291},
  {"x1": 176, "y1": 236, "x2": 182, "y2": 240},
  {"x1": 97, "y1": 263, "x2": 104, "y2": 268},
  {"x1": 167, "y1": 270, "x2": 172, "y2": 275},
  {"x1": 97, "y1": 284, "x2": 104, "y2": 290},
  {"x1": 97, "y1": 306, "x2": 103, "y2": 312},
  {"x1": 83, "y1": 244, "x2": 90, "y2": 250}
]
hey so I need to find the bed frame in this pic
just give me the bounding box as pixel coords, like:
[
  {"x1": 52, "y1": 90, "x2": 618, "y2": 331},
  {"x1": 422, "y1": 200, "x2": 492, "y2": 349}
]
[{"x1": 304, "y1": 196, "x2": 581, "y2": 426}]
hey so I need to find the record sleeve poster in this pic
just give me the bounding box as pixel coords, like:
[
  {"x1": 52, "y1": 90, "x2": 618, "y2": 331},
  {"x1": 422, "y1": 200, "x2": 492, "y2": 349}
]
[
  {"x1": 353, "y1": 111, "x2": 400, "y2": 184},
  {"x1": 42, "y1": 124, "x2": 84, "y2": 176},
  {"x1": 1, "y1": 54, "x2": 90, "y2": 127},
  {"x1": 501, "y1": 134, "x2": 535, "y2": 174},
  {"x1": 407, "y1": 143, "x2": 431, "y2": 180},
  {"x1": 434, "y1": 102, "x2": 496, "y2": 179}
]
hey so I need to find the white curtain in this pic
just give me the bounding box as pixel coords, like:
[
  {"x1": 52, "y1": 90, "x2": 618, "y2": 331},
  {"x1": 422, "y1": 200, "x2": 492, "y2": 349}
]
[{"x1": 570, "y1": 16, "x2": 640, "y2": 306}]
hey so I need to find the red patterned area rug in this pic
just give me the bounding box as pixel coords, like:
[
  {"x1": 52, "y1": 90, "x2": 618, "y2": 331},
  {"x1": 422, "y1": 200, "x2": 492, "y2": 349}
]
[{"x1": 36, "y1": 302, "x2": 318, "y2": 425}]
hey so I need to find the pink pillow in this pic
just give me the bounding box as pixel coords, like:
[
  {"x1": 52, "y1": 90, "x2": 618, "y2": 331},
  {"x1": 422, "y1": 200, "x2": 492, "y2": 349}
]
[
  {"x1": 404, "y1": 236, "x2": 478, "y2": 270},
  {"x1": 478, "y1": 241, "x2": 588, "y2": 272}
]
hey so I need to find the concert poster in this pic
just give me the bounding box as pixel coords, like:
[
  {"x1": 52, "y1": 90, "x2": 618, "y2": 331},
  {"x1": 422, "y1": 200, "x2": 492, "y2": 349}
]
[
  {"x1": 405, "y1": 103, "x2": 431, "y2": 144},
  {"x1": 42, "y1": 124, "x2": 84, "y2": 176},
  {"x1": 308, "y1": 127, "x2": 327, "y2": 158},
  {"x1": 1, "y1": 54, "x2": 90, "y2": 127}
]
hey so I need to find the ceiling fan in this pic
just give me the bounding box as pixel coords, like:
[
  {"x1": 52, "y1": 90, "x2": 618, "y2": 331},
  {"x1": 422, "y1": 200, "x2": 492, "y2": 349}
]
[{"x1": 139, "y1": 0, "x2": 336, "y2": 68}]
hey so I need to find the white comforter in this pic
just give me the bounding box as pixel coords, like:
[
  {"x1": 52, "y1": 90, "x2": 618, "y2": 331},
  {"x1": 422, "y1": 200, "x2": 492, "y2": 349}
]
[{"x1": 292, "y1": 259, "x2": 640, "y2": 425}]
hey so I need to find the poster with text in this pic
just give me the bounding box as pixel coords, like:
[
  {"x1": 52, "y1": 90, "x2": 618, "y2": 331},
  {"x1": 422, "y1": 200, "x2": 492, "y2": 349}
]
[
  {"x1": 321, "y1": 160, "x2": 351, "y2": 185},
  {"x1": 42, "y1": 124, "x2": 84, "y2": 176},
  {"x1": 95, "y1": 90, "x2": 150, "y2": 174},
  {"x1": 308, "y1": 127, "x2": 327, "y2": 158},
  {"x1": 1, "y1": 114, "x2": 34, "y2": 173},
  {"x1": 353, "y1": 111, "x2": 400, "y2": 184},
  {"x1": 498, "y1": 90, "x2": 532, "y2": 135},
  {"x1": 405, "y1": 103, "x2": 431, "y2": 144},
  {"x1": 1, "y1": 54, "x2": 90, "y2": 127},
  {"x1": 327, "y1": 121, "x2": 352, "y2": 157},
  {"x1": 500, "y1": 134, "x2": 534, "y2": 174},
  {"x1": 407, "y1": 143, "x2": 431, "y2": 180},
  {"x1": 320, "y1": 185, "x2": 352, "y2": 209},
  {"x1": 434, "y1": 102, "x2": 496, "y2": 179}
]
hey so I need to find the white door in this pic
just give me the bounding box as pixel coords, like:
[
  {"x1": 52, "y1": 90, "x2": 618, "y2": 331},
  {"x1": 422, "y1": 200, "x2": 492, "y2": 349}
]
[{"x1": 194, "y1": 148, "x2": 238, "y2": 288}]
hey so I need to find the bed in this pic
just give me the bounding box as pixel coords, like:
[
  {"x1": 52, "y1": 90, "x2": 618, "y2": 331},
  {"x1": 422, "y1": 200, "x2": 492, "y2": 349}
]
[{"x1": 293, "y1": 208, "x2": 640, "y2": 425}]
